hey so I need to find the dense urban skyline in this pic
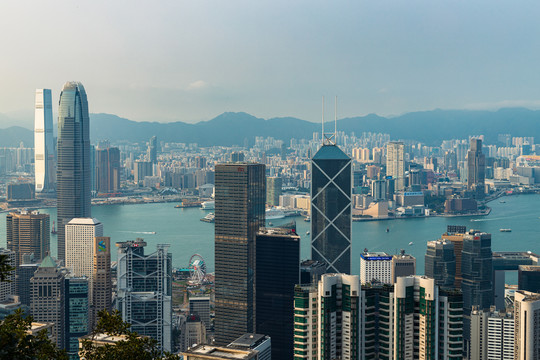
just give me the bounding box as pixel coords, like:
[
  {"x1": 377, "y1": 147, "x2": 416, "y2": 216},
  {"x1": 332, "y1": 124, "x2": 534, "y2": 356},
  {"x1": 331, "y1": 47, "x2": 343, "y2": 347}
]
[{"x1": 2, "y1": 1, "x2": 540, "y2": 126}]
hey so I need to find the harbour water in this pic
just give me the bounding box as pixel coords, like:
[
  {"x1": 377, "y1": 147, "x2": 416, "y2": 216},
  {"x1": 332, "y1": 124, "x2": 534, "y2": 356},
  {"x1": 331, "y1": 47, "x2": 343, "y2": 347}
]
[{"x1": 0, "y1": 194, "x2": 538, "y2": 279}]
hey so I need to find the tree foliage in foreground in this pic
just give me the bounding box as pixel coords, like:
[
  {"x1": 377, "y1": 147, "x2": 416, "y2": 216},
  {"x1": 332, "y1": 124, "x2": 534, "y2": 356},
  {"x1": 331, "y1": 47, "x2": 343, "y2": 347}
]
[
  {"x1": 79, "y1": 310, "x2": 180, "y2": 360},
  {"x1": 0, "y1": 309, "x2": 69, "y2": 360},
  {"x1": 0, "y1": 253, "x2": 15, "y2": 282}
]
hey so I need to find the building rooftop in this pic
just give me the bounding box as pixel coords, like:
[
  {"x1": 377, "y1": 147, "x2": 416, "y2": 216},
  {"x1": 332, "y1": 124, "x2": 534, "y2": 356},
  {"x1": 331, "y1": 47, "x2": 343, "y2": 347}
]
[
  {"x1": 257, "y1": 227, "x2": 300, "y2": 238},
  {"x1": 516, "y1": 290, "x2": 540, "y2": 302},
  {"x1": 79, "y1": 333, "x2": 130, "y2": 344},
  {"x1": 312, "y1": 144, "x2": 350, "y2": 160},
  {"x1": 183, "y1": 344, "x2": 257, "y2": 359},
  {"x1": 519, "y1": 265, "x2": 540, "y2": 272},
  {"x1": 228, "y1": 333, "x2": 269, "y2": 349},
  {"x1": 360, "y1": 252, "x2": 391, "y2": 260},
  {"x1": 67, "y1": 218, "x2": 101, "y2": 225},
  {"x1": 39, "y1": 255, "x2": 57, "y2": 268}
]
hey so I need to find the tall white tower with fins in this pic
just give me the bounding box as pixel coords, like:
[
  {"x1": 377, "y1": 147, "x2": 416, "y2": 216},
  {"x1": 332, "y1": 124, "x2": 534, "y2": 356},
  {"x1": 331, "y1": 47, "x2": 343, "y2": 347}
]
[{"x1": 34, "y1": 89, "x2": 55, "y2": 193}]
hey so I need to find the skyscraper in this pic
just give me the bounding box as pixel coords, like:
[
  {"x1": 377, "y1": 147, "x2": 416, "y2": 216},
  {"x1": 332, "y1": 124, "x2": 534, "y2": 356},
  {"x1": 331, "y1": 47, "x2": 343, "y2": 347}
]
[
  {"x1": 65, "y1": 218, "x2": 103, "y2": 307},
  {"x1": 148, "y1": 135, "x2": 158, "y2": 163},
  {"x1": 266, "y1": 177, "x2": 282, "y2": 207},
  {"x1": 386, "y1": 141, "x2": 405, "y2": 191},
  {"x1": 255, "y1": 227, "x2": 300, "y2": 359},
  {"x1": 92, "y1": 236, "x2": 112, "y2": 329},
  {"x1": 64, "y1": 276, "x2": 89, "y2": 358},
  {"x1": 462, "y1": 230, "x2": 493, "y2": 351},
  {"x1": 30, "y1": 255, "x2": 65, "y2": 348},
  {"x1": 425, "y1": 239, "x2": 456, "y2": 288},
  {"x1": 6, "y1": 210, "x2": 50, "y2": 267},
  {"x1": 518, "y1": 265, "x2": 540, "y2": 293},
  {"x1": 214, "y1": 163, "x2": 265, "y2": 345},
  {"x1": 466, "y1": 138, "x2": 486, "y2": 197},
  {"x1": 514, "y1": 290, "x2": 540, "y2": 360},
  {"x1": 116, "y1": 239, "x2": 172, "y2": 352},
  {"x1": 34, "y1": 89, "x2": 55, "y2": 194},
  {"x1": 311, "y1": 144, "x2": 351, "y2": 274},
  {"x1": 293, "y1": 273, "x2": 361, "y2": 360},
  {"x1": 57, "y1": 81, "x2": 91, "y2": 261},
  {"x1": 95, "y1": 146, "x2": 121, "y2": 194}
]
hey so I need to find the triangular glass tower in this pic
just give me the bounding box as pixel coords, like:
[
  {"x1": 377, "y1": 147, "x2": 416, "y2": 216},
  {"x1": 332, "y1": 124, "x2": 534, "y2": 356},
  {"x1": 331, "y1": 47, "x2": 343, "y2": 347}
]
[{"x1": 311, "y1": 144, "x2": 352, "y2": 274}]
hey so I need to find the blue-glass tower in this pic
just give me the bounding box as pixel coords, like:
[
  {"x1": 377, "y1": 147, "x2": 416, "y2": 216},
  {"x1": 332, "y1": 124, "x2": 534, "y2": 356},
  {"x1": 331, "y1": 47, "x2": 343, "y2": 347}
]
[
  {"x1": 311, "y1": 144, "x2": 352, "y2": 274},
  {"x1": 64, "y1": 276, "x2": 89, "y2": 359},
  {"x1": 57, "y1": 82, "x2": 91, "y2": 261}
]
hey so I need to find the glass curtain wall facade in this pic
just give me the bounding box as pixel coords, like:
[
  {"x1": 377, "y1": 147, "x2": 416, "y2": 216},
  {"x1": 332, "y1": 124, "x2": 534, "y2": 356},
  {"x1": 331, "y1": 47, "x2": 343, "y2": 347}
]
[
  {"x1": 6, "y1": 210, "x2": 50, "y2": 267},
  {"x1": 255, "y1": 228, "x2": 300, "y2": 359},
  {"x1": 425, "y1": 240, "x2": 456, "y2": 288},
  {"x1": 57, "y1": 82, "x2": 91, "y2": 261},
  {"x1": 116, "y1": 239, "x2": 173, "y2": 352},
  {"x1": 64, "y1": 276, "x2": 89, "y2": 359},
  {"x1": 461, "y1": 231, "x2": 492, "y2": 351},
  {"x1": 214, "y1": 163, "x2": 265, "y2": 345},
  {"x1": 34, "y1": 89, "x2": 55, "y2": 193},
  {"x1": 311, "y1": 145, "x2": 352, "y2": 274}
]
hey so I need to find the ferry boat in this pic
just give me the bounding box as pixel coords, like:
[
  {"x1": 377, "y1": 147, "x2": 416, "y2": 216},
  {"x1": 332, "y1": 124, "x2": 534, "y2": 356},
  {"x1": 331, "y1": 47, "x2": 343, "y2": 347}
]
[
  {"x1": 201, "y1": 200, "x2": 215, "y2": 210},
  {"x1": 408, "y1": 242, "x2": 414, "y2": 246},
  {"x1": 500, "y1": 229, "x2": 512, "y2": 232},
  {"x1": 200, "y1": 213, "x2": 215, "y2": 223},
  {"x1": 266, "y1": 208, "x2": 286, "y2": 220},
  {"x1": 303, "y1": 216, "x2": 311, "y2": 222}
]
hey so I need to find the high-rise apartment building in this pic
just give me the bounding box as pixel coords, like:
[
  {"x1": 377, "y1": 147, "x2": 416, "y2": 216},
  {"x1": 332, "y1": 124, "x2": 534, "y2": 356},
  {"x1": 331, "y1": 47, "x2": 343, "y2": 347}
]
[
  {"x1": 116, "y1": 239, "x2": 172, "y2": 352},
  {"x1": 462, "y1": 230, "x2": 493, "y2": 350},
  {"x1": 92, "y1": 236, "x2": 112, "y2": 329},
  {"x1": 64, "y1": 276, "x2": 89, "y2": 358},
  {"x1": 360, "y1": 252, "x2": 392, "y2": 285},
  {"x1": 65, "y1": 218, "x2": 103, "y2": 307},
  {"x1": 57, "y1": 81, "x2": 91, "y2": 261},
  {"x1": 34, "y1": 89, "x2": 55, "y2": 193},
  {"x1": 134, "y1": 160, "x2": 153, "y2": 184},
  {"x1": 294, "y1": 273, "x2": 361, "y2": 360},
  {"x1": 393, "y1": 276, "x2": 463, "y2": 360},
  {"x1": 425, "y1": 239, "x2": 456, "y2": 288},
  {"x1": 386, "y1": 141, "x2": 405, "y2": 191},
  {"x1": 30, "y1": 255, "x2": 65, "y2": 348},
  {"x1": 311, "y1": 144, "x2": 352, "y2": 274},
  {"x1": 466, "y1": 138, "x2": 486, "y2": 196},
  {"x1": 514, "y1": 290, "x2": 540, "y2": 360},
  {"x1": 6, "y1": 210, "x2": 50, "y2": 267},
  {"x1": 95, "y1": 146, "x2": 120, "y2": 194},
  {"x1": 255, "y1": 227, "x2": 300, "y2": 360},
  {"x1": 266, "y1": 176, "x2": 282, "y2": 207},
  {"x1": 214, "y1": 163, "x2": 265, "y2": 345},
  {"x1": 471, "y1": 306, "x2": 516, "y2": 360}
]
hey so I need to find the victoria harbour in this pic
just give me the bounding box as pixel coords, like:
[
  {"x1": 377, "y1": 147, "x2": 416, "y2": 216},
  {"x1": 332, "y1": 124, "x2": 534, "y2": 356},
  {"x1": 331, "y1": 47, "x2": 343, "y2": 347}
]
[{"x1": 1, "y1": 193, "x2": 538, "y2": 277}]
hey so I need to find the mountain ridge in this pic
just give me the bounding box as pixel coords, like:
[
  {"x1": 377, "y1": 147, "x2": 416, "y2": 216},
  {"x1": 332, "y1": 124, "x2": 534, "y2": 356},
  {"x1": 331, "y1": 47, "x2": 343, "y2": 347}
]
[{"x1": 1, "y1": 108, "x2": 539, "y2": 147}]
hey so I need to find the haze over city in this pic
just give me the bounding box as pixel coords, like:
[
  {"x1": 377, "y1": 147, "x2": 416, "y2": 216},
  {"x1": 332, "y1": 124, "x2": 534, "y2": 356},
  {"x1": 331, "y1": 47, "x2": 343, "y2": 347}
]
[{"x1": 2, "y1": 0, "x2": 540, "y2": 126}]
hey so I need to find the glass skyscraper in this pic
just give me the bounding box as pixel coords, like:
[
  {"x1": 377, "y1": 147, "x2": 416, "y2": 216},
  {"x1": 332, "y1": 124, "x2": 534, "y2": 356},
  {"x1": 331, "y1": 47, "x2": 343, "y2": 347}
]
[
  {"x1": 116, "y1": 239, "x2": 172, "y2": 352},
  {"x1": 311, "y1": 144, "x2": 352, "y2": 274},
  {"x1": 255, "y1": 227, "x2": 300, "y2": 359},
  {"x1": 425, "y1": 239, "x2": 456, "y2": 288},
  {"x1": 57, "y1": 82, "x2": 91, "y2": 261},
  {"x1": 64, "y1": 276, "x2": 89, "y2": 359},
  {"x1": 34, "y1": 89, "x2": 55, "y2": 193},
  {"x1": 214, "y1": 163, "x2": 265, "y2": 345},
  {"x1": 461, "y1": 230, "x2": 493, "y2": 352}
]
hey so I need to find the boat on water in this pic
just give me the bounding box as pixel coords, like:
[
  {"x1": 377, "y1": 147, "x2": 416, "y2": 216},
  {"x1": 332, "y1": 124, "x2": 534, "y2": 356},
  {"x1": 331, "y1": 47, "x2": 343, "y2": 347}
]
[
  {"x1": 201, "y1": 200, "x2": 215, "y2": 210},
  {"x1": 266, "y1": 208, "x2": 286, "y2": 220},
  {"x1": 499, "y1": 201, "x2": 506, "y2": 203},
  {"x1": 386, "y1": 228, "x2": 390, "y2": 233},
  {"x1": 500, "y1": 229, "x2": 512, "y2": 232},
  {"x1": 200, "y1": 213, "x2": 215, "y2": 223},
  {"x1": 304, "y1": 216, "x2": 310, "y2": 222},
  {"x1": 408, "y1": 242, "x2": 414, "y2": 246},
  {"x1": 306, "y1": 231, "x2": 310, "y2": 235}
]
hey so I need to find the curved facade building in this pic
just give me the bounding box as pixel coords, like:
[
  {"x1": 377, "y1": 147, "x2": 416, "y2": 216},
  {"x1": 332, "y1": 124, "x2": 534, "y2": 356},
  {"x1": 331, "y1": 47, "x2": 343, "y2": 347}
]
[
  {"x1": 311, "y1": 144, "x2": 352, "y2": 274},
  {"x1": 57, "y1": 82, "x2": 91, "y2": 261},
  {"x1": 34, "y1": 89, "x2": 55, "y2": 193}
]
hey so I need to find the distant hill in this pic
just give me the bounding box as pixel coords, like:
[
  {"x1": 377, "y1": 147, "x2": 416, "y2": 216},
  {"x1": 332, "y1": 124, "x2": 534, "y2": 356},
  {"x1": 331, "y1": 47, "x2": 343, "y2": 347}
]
[
  {"x1": 0, "y1": 126, "x2": 34, "y2": 147},
  {"x1": 1, "y1": 108, "x2": 539, "y2": 147}
]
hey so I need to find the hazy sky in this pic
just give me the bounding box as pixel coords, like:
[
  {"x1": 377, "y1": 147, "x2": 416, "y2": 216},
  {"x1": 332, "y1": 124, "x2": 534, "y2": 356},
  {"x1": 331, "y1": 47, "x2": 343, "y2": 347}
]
[{"x1": 1, "y1": 0, "x2": 540, "y2": 126}]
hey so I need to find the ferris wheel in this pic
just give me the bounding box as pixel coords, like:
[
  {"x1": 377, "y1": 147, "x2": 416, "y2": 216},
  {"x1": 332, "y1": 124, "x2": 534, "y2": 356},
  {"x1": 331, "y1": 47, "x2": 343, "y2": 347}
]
[{"x1": 188, "y1": 254, "x2": 207, "y2": 284}]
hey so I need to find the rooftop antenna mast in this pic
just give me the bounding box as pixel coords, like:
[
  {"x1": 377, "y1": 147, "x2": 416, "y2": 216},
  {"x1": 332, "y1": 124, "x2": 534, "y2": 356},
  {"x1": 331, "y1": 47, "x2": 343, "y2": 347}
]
[{"x1": 322, "y1": 96, "x2": 337, "y2": 146}]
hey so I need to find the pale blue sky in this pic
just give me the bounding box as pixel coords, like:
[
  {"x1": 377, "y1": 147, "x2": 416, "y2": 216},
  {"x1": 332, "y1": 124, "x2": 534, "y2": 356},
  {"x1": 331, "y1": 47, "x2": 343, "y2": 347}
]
[{"x1": 1, "y1": 0, "x2": 540, "y2": 125}]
